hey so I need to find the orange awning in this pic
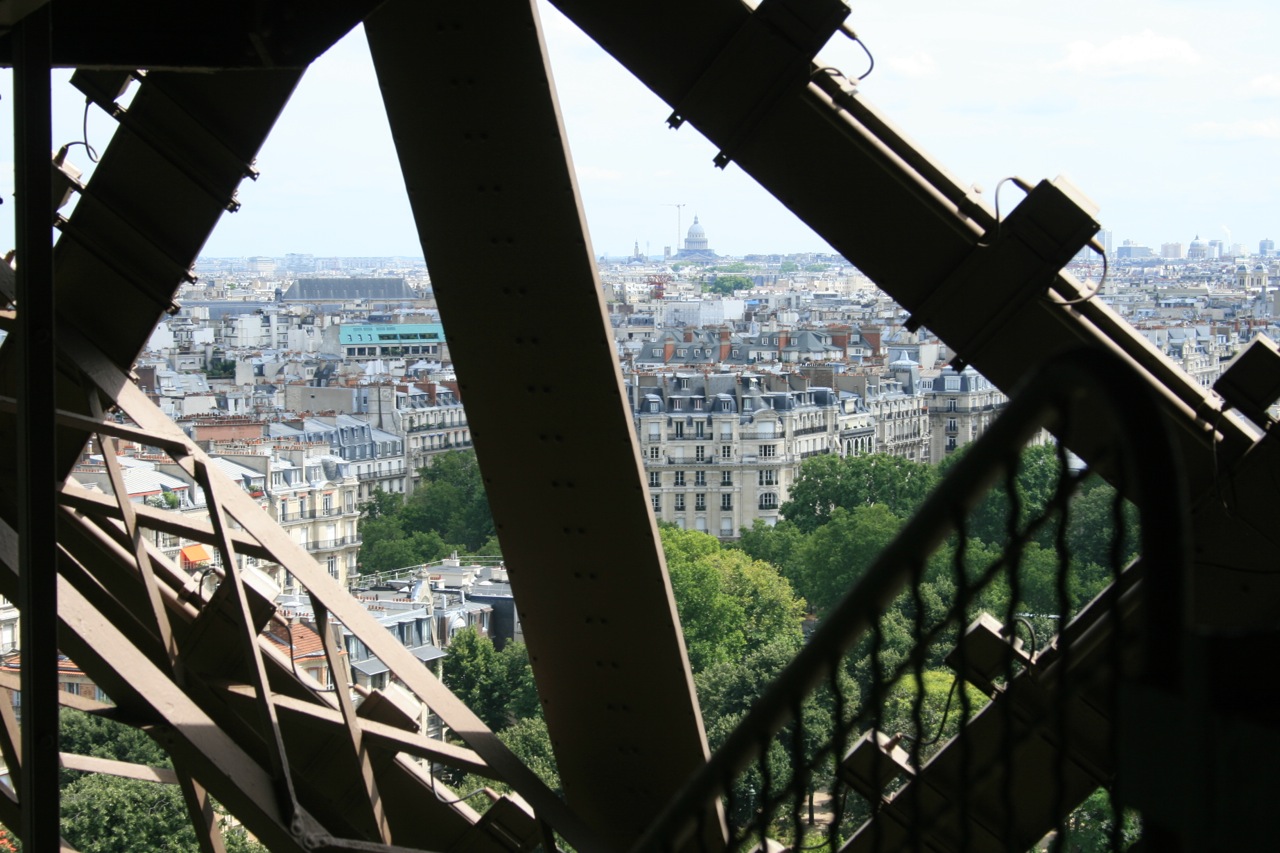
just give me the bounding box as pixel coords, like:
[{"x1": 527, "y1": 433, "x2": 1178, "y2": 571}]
[{"x1": 180, "y1": 544, "x2": 210, "y2": 565}]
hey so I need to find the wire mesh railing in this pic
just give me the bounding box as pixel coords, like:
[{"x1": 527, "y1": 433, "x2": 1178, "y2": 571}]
[{"x1": 636, "y1": 348, "x2": 1188, "y2": 853}]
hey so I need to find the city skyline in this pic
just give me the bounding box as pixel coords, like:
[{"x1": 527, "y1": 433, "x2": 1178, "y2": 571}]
[{"x1": 0, "y1": 0, "x2": 1276, "y2": 259}]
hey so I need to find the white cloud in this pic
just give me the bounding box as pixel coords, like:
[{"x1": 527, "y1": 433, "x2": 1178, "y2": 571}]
[
  {"x1": 1191, "y1": 118, "x2": 1280, "y2": 141},
  {"x1": 1250, "y1": 73, "x2": 1280, "y2": 97},
  {"x1": 886, "y1": 52, "x2": 937, "y2": 79},
  {"x1": 1057, "y1": 30, "x2": 1200, "y2": 76}
]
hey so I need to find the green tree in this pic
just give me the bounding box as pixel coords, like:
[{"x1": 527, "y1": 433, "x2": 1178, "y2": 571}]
[
  {"x1": 955, "y1": 442, "x2": 1064, "y2": 547},
  {"x1": 358, "y1": 520, "x2": 461, "y2": 575},
  {"x1": 493, "y1": 639, "x2": 541, "y2": 724},
  {"x1": 780, "y1": 261, "x2": 799, "y2": 273},
  {"x1": 1063, "y1": 787, "x2": 1141, "y2": 851},
  {"x1": 456, "y1": 716, "x2": 560, "y2": 802},
  {"x1": 696, "y1": 637, "x2": 857, "y2": 837},
  {"x1": 1065, "y1": 481, "x2": 1139, "y2": 572},
  {"x1": 205, "y1": 358, "x2": 236, "y2": 379},
  {"x1": 442, "y1": 627, "x2": 501, "y2": 727},
  {"x1": 660, "y1": 527, "x2": 805, "y2": 672},
  {"x1": 733, "y1": 519, "x2": 804, "y2": 579},
  {"x1": 500, "y1": 717, "x2": 560, "y2": 793},
  {"x1": 402, "y1": 451, "x2": 495, "y2": 551},
  {"x1": 441, "y1": 628, "x2": 540, "y2": 730},
  {"x1": 62, "y1": 774, "x2": 197, "y2": 853},
  {"x1": 781, "y1": 454, "x2": 937, "y2": 534},
  {"x1": 467, "y1": 533, "x2": 504, "y2": 559},
  {"x1": 359, "y1": 487, "x2": 404, "y2": 520},
  {"x1": 704, "y1": 274, "x2": 753, "y2": 295},
  {"x1": 57, "y1": 709, "x2": 266, "y2": 852},
  {"x1": 878, "y1": 669, "x2": 987, "y2": 763},
  {"x1": 790, "y1": 504, "x2": 903, "y2": 613}
]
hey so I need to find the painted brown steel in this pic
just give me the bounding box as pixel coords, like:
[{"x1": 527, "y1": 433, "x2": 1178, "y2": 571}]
[
  {"x1": 365, "y1": 0, "x2": 721, "y2": 846},
  {"x1": 59, "y1": 325, "x2": 603, "y2": 850},
  {"x1": 315, "y1": 603, "x2": 393, "y2": 845}
]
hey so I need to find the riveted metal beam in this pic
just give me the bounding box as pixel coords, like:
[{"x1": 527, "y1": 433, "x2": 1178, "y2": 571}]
[{"x1": 366, "y1": 0, "x2": 721, "y2": 846}]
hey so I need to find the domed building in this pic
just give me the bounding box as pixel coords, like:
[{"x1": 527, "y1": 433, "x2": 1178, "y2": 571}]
[{"x1": 674, "y1": 214, "x2": 718, "y2": 262}]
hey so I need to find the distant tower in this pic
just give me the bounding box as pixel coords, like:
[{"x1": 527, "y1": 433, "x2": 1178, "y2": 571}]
[
  {"x1": 1262, "y1": 238, "x2": 1276, "y2": 257},
  {"x1": 632, "y1": 240, "x2": 645, "y2": 262}
]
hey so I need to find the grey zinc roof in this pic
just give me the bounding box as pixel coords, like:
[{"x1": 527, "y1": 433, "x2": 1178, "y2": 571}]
[
  {"x1": 410, "y1": 644, "x2": 446, "y2": 663},
  {"x1": 282, "y1": 278, "x2": 417, "y2": 302},
  {"x1": 352, "y1": 658, "x2": 391, "y2": 677}
]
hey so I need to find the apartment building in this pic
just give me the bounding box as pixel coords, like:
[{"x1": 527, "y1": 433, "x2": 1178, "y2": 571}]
[
  {"x1": 629, "y1": 371, "x2": 841, "y2": 537},
  {"x1": 925, "y1": 364, "x2": 1009, "y2": 461},
  {"x1": 217, "y1": 445, "x2": 363, "y2": 589},
  {"x1": 268, "y1": 414, "x2": 408, "y2": 500}
]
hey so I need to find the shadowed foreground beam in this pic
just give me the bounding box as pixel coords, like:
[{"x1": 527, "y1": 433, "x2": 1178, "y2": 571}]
[{"x1": 366, "y1": 0, "x2": 721, "y2": 846}]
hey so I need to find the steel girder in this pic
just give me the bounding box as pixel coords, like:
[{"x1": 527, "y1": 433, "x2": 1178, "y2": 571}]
[
  {"x1": 0, "y1": 323, "x2": 594, "y2": 850},
  {"x1": 364, "y1": 0, "x2": 720, "y2": 847}
]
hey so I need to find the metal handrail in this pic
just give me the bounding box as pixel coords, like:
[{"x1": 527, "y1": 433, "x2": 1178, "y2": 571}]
[{"x1": 632, "y1": 348, "x2": 1190, "y2": 852}]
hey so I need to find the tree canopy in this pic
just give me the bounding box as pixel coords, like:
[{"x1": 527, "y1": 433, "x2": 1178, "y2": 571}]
[
  {"x1": 660, "y1": 526, "x2": 806, "y2": 673},
  {"x1": 358, "y1": 450, "x2": 498, "y2": 574},
  {"x1": 781, "y1": 453, "x2": 937, "y2": 533},
  {"x1": 48, "y1": 709, "x2": 266, "y2": 852},
  {"x1": 704, "y1": 274, "x2": 753, "y2": 295},
  {"x1": 441, "y1": 627, "x2": 540, "y2": 731}
]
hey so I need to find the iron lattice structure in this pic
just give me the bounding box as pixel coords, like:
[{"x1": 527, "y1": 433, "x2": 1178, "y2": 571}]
[{"x1": 0, "y1": 0, "x2": 1275, "y2": 850}]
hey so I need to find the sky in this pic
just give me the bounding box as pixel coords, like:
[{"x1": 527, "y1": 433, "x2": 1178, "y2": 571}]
[{"x1": 1, "y1": 0, "x2": 1278, "y2": 259}]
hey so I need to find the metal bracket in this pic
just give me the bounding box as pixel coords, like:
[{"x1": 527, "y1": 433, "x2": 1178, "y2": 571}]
[
  {"x1": 667, "y1": 0, "x2": 850, "y2": 168},
  {"x1": 904, "y1": 177, "x2": 1099, "y2": 370}
]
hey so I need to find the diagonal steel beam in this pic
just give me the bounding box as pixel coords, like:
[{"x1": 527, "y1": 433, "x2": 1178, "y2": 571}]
[
  {"x1": 365, "y1": 1, "x2": 721, "y2": 846},
  {"x1": 314, "y1": 603, "x2": 392, "y2": 845},
  {"x1": 175, "y1": 769, "x2": 229, "y2": 853},
  {"x1": 57, "y1": 322, "x2": 603, "y2": 849},
  {"x1": 0, "y1": 523, "x2": 309, "y2": 852},
  {"x1": 59, "y1": 482, "x2": 275, "y2": 561}
]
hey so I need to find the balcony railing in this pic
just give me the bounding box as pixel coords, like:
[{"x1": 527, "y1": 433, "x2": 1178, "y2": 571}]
[
  {"x1": 305, "y1": 536, "x2": 362, "y2": 552},
  {"x1": 281, "y1": 505, "x2": 355, "y2": 522},
  {"x1": 278, "y1": 509, "x2": 318, "y2": 522},
  {"x1": 358, "y1": 468, "x2": 406, "y2": 481}
]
